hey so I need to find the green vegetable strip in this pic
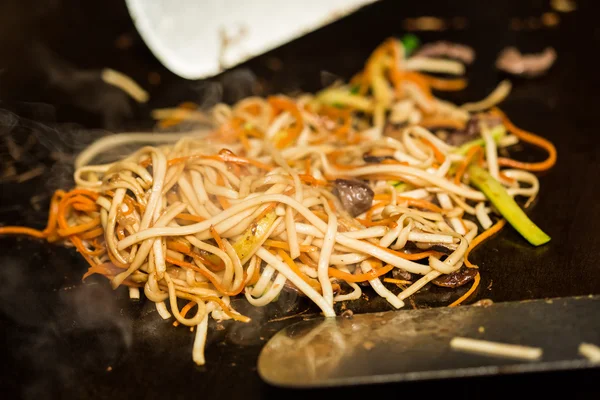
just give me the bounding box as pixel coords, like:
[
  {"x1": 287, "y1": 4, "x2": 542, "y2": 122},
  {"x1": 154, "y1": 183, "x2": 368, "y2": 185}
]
[
  {"x1": 468, "y1": 165, "x2": 550, "y2": 246},
  {"x1": 400, "y1": 34, "x2": 420, "y2": 57},
  {"x1": 454, "y1": 125, "x2": 506, "y2": 155}
]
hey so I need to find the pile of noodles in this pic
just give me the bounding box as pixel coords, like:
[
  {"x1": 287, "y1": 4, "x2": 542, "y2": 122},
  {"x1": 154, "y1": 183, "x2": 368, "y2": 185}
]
[{"x1": 0, "y1": 38, "x2": 556, "y2": 365}]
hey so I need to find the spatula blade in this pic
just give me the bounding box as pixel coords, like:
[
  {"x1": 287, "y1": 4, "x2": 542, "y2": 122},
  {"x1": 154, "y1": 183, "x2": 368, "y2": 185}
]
[{"x1": 258, "y1": 296, "x2": 600, "y2": 388}]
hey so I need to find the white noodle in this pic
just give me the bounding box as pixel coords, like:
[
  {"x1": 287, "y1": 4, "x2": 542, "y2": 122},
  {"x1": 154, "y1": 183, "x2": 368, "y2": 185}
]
[
  {"x1": 461, "y1": 80, "x2": 512, "y2": 112},
  {"x1": 578, "y1": 343, "x2": 600, "y2": 363},
  {"x1": 450, "y1": 337, "x2": 543, "y2": 361},
  {"x1": 359, "y1": 261, "x2": 404, "y2": 309}
]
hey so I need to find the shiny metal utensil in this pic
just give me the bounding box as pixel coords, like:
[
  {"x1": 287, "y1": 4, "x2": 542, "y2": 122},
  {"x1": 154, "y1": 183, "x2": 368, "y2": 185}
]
[
  {"x1": 125, "y1": 0, "x2": 378, "y2": 79},
  {"x1": 258, "y1": 295, "x2": 600, "y2": 388}
]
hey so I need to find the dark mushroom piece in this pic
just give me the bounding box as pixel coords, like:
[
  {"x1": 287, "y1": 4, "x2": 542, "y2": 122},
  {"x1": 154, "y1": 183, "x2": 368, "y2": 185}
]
[
  {"x1": 332, "y1": 179, "x2": 374, "y2": 217},
  {"x1": 432, "y1": 267, "x2": 478, "y2": 288}
]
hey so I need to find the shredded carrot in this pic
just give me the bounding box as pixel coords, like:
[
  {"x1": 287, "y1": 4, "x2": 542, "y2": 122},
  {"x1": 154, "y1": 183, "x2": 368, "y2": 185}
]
[
  {"x1": 79, "y1": 246, "x2": 106, "y2": 257},
  {"x1": 448, "y1": 272, "x2": 481, "y2": 307},
  {"x1": 304, "y1": 158, "x2": 311, "y2": 175},
  {"x1": 248, "y1": 261, "x2": 261, "y2": 286},
  {"x1": 455, "y1": 145, "x2": 484, "y2": 184},
  {"x1": 383, "y1": 277, "x2": 412, "y2": 285},
  {"x1": 201, "y1": 296, "x2": 250, "y2": 322},
  {"x1": 175, "y1": 213, "x2": 206, "y2": 223},
  {"x1": 215, "y1": 174, "x2": 231, "y2": 209},
  {"x1": 498, "y1": 172, "x2": 517, "y2": 185},
  {"x1": 239, "y1": 129, "x2": 251, "y2": 153},
  {"x1": 173, "y1": 301, "x2": 196, "y2": 327},
  {"x1": 209, "y1": 226, "x2": 226, "y2": 251},
  {"x1": 399, "y1": 71, "x2": 434, "y2": 100},
  {"x1": 242, "y1": 103, "x2": 261, "y2": 116},
  {"x1": 82, "y1": 262, "x2": 124, "y2": 281},
  {"x1": 255, "y1": 203, "x2": 277, "y2": 222},
  {"x1": 298, "y1": 174, "x2": 329, "y2": 186},
  {"x1": 377, "y1": 246, "x2": 444, "y2": 261},
  {"x1": 78, "y1": 227, "x2": 104, "y2": 240},
  {"x1": 372, "y1": 193, "x2": 442, "y2": 213},
  {"x1": 464, "y1": 219, "x2": 507, "y2": 269},
  {"x1": 420, "y1": 117, "x2": 466, "y2": 130},
  {"x1": 166, "y1": 240, "x2": 192, "y2": 254},
  {"x1": 421, "y1": 75, "x2": 467, "y2": 91},
  {"x1": 0, "y1": 226, "x2": 46, "y2": 239},
  {"x1": 165, "y1": 256, "x2": 244, "y2": 296},
  {"x1": 57, "y1": 217, "x2": 101, "y2": 237},
  {"x1": 398, "y1": 196, "x2": 443, "y2": 213},
  {"x1": 188, "y1": 250, "x2": 225, "y2": 272},
  {"x1": 277, "y1": 249, "x2": 322, "y2": 292},
  {"x1": 421, "y1": 138, "x2": 446, "y2": 164},
  {"x1": 263, "y1": 240, "x2": 318, "y2": 253},
  {"x1": 365, "y1": 200, "x2": 389, "y2": 221},
  {"x1": 311, "y1": 210, "x2": 329, "y2": 222},
  {"x1": 328, "y1": 264, "x2": 394, "y2": 283},
  {"x1": 106, "y1": 249, "x2": 130, "y2": 269},
  {"x1": 43, "y1": 190, "x2": 65, "y2": 237},
  {"x1": 299, "y1": 253, "x2": 318, "y2": 268},
  {"x1": 72, "y1": 202, "x2": 98, "y2": 212},
  {"x1": 492, "y1": 107, "x2": 557, "y2": 172},
  {"x1": 268, "y1": 96, "x2": 304, "y2": 149},
  {"x1": 355, "y1": 217, "x2": 398, "y2": 228}
]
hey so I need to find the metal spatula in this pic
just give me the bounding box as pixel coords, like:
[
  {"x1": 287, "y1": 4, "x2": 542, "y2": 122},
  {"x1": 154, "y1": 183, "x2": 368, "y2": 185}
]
[{"x1": 258, "y1": 295, "x2": 600, "y2": 388}]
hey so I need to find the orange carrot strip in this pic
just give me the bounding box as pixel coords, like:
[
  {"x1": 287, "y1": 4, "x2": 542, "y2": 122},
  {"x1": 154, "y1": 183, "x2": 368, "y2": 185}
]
[
  {"x1": 78, "y1": 227, "x2": 104, "y2": 240},
  {"x1": 383, "y1": 277, "x2": 412, "y2": 285},
  {"x1": 492, "y1": 107, "x2": 557, "y2": 171},
  {"x1": 420, "y1": 75, "x2": 467, "y2": 91},
  {"x1": 421, "y1": 138, "x2": 446, "y2": 164},
  {"x1": 210, "y1": 226, "x2": 226, "y2": 251},
  {"x1": 173, "y1": 301, "x2": 196, "y2": 326},
  {"x1": 175, "y1": 213, "x2": 206, "y2": 223},
  {"x1": 328, "y1": 264, "x2": 394, "y2": 283},
  {"x1": 57, "y1": 217, "x2": 101, "y2": 237},
  {"x1": 277, "y1": 249, "x2": 321, "y2": 291},
  {"x1": 376, "y1": 246, "x2": 444, "y2": 261},
  {"x1": 464, "y1": 219, "x2": 507, "y2": 269},
  {"x1": 397, "y1": 196, "x2": 443, "y2": 213},
  {"x1": 420, "y1": 118, "x2": 466, "y2": 130},
  {"x1": 165, "y1": 256, "x2": 244, "y2": 296},
  {"x1": 355, "y1": 218, "x2": 398, "y2": 228},
  {"x1": 455, "y1": 145, "x2": 484, "y2": 184},
  {"x1": 449, "y1": 272, "x2": 481, "y2": 307},
  {"x1": 263, "y1": 240, "x2": 318, "y2": 253},
  {"x1": 215, "y1": 174, "x2": 231, "y2": 210},
  {"x1": 201, "y1": 296, "x2": 250, "y2": 322},
  {"x1": 268, "y1": 96, "x2": 304, "y2": 149},
  {"x1": 0, "y1": 226, "x2": 46, "y2": 239},
  {"x1": 299, "y1": 253, "x2": 318, "y2": 269}
]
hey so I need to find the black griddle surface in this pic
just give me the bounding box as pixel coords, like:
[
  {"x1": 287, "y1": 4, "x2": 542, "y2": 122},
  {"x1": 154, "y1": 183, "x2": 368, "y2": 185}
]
[{"x1": 0, "y1": 0, "x2": 599, "y2": 398}]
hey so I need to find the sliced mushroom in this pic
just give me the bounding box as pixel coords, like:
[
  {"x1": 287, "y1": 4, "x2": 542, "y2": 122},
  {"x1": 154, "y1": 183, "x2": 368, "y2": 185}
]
[{"x1": 332, "y1": 179, "x2": 374, "y2": 217}]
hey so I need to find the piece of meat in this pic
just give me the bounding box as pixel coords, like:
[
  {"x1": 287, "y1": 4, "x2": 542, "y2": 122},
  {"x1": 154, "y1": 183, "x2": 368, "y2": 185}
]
[
  {"x1": 332, "y1": 179, "x2": 374, "y2": 217},
  {"x1": 432, "y1": 267, "x2": 478, "y2": 288},
  {"x1": 413, "y1": 41, "x2": 475, "y2": 64},
  {"x1": 392, "y1": 268, "x2": 412, "y2": 281},
  {"x1": 495, "y1": 47, "x2": 557, "y2": 77}
]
